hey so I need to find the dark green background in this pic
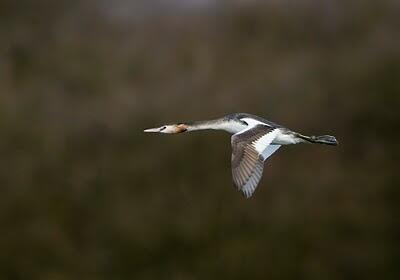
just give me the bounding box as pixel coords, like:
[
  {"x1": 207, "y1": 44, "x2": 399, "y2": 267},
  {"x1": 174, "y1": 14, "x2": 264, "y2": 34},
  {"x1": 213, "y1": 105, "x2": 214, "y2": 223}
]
[{"x1": 1, "y1": 0, "x2": 399, "y2": 279}]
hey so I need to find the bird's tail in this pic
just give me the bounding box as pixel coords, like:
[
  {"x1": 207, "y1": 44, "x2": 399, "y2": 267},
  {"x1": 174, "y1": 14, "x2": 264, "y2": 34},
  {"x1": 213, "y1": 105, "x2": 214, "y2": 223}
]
[{"x1": 297, "y1": 134, "x2": 339, "y2": 146}]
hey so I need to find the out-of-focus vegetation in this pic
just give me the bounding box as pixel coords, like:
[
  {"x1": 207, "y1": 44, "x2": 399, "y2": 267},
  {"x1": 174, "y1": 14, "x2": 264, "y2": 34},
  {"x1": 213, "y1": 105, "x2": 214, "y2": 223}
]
[{"x1": 1, "y1": 0, "x2": 399, "y2": 279}]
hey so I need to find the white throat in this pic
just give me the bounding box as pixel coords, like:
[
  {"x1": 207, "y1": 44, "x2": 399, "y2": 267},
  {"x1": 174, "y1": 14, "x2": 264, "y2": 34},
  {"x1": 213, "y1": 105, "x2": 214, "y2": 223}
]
[{"x1": 187, "y1": 120, "x2": 247, "y2": 134}]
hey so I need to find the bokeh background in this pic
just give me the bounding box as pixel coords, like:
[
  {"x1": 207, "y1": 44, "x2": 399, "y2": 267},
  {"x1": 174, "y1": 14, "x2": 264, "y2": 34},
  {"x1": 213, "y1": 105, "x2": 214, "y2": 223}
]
[{"x1": 1, "y1": 0, "x2": 399, "y2": 279}]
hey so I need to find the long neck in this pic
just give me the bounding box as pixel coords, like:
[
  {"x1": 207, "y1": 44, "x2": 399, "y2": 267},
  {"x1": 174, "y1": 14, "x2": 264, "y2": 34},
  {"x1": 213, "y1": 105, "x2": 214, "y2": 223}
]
[{"x1": 185, "y1": 119, "x2": 246, "y2": 134}]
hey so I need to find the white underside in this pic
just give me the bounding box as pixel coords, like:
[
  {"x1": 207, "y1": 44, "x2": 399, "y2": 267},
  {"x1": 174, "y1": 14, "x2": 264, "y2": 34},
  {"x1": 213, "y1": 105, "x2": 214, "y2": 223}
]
[{"x1": 272, "y1": 131, "x2": 303, "y2": 145}]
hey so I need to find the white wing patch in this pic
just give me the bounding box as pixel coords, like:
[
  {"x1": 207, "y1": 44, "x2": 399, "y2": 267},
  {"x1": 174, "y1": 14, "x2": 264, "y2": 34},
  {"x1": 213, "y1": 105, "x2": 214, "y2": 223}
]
[
  {"x1": 261, "y1": 144, "x2": 281, "y2": 161},
  {"x1": 234, "y1": 117, "x2": 268, "y2": 136},
  {"x1": 231, "y1": 126, "x2": 282, "y2": 198},
  {"x1": 252, "y1": 129, "x2": 280, "y2": 157},
  {"x1": 241, "y1": 117, "x2": 267, "y2": 127},
  {"x1": 240, "y1": 117, "x2": 265, "y2": 125}
]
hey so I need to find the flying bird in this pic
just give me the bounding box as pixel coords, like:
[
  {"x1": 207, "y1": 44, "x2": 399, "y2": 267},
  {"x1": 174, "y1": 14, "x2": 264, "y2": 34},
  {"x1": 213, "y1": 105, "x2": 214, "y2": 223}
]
[{"x1": 144, "y1": 113, "x2": 338, "y2": 198}]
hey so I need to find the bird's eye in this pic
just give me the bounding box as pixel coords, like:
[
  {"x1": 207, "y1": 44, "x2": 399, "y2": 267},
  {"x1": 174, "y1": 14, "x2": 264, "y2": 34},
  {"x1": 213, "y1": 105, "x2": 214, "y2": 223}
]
[
  {"x1": 241, "y1": 120, "x2": 248, "y2": 125},
  {"x1": 160, "y1": 126, "x2": 167, "y2": 131}
]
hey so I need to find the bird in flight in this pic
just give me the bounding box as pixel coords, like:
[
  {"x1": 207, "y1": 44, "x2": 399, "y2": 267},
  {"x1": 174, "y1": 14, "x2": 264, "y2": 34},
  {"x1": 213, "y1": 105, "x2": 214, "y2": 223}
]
[{"x1": 144, "y1": 113, "x2": 338, "y2": 198}]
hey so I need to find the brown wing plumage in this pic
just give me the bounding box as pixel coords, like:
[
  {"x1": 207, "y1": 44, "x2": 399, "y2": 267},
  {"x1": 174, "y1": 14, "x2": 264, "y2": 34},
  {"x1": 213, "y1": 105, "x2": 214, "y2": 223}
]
[{"x1": 231, "y1": 125, "x2": 275, "y2": 198}]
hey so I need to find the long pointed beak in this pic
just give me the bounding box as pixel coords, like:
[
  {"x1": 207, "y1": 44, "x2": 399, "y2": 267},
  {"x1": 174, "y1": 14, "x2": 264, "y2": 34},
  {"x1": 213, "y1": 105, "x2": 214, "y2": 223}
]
[{"x1": 144, "y1": 127, "x2": 161, "y2": 133}]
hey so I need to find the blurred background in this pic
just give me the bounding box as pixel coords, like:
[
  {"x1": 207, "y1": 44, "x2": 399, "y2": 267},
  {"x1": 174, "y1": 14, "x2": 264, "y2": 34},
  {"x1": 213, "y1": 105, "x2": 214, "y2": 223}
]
[{"x1": 1, "y1": 0, "x2": 399, "y2": 279}]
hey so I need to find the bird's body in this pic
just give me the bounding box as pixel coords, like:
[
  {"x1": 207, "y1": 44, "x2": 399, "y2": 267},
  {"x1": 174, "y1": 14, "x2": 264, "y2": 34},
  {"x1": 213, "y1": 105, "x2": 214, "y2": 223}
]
[{"x1": 144, "y1": 113, "x2": 338, "y2": 198}]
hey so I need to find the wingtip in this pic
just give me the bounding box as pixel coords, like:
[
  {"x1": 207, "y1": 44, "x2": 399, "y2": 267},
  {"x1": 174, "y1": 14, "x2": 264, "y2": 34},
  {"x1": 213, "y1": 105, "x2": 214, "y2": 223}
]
[{"x1": 242, "y1": 190, "x2": 254, "y2": 199}]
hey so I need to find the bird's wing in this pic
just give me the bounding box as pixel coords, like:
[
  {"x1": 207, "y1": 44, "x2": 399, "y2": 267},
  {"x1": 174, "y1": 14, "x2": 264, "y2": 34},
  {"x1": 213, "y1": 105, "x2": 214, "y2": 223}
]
[{"x1": 231, "y1": 125, "x2": 281, "y2": 198}]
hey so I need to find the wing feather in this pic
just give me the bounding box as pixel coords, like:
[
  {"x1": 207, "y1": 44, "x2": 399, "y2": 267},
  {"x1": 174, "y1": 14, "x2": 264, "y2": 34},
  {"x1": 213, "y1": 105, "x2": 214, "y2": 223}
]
[{"x1": 231, "y1": 125, "x2": 281, "y2": 198}]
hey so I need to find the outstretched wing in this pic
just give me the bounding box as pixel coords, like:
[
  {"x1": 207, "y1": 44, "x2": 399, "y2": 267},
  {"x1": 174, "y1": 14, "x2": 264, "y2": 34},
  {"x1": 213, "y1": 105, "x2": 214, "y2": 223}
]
[{"x1": 231, "y1": 125, "x2": 281, "y2": 198}]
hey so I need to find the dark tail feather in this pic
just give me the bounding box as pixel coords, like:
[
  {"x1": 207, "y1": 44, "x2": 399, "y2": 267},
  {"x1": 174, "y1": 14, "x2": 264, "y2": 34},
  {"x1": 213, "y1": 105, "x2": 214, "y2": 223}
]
[{"x1": 298, "y1": 134, "x2": 339, "y2": 146}]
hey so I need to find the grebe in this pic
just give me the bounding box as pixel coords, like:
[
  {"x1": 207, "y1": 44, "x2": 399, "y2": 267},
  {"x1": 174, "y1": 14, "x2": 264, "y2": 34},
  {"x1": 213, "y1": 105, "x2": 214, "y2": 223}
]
[{"x1": 144, "y1": 113, "x2": 338, "y2": 198}]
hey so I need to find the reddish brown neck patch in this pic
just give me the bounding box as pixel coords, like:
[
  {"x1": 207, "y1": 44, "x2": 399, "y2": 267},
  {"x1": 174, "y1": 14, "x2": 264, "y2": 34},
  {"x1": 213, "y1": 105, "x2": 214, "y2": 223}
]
[{"x1": 176, "y1": 124, "x2": 188, "y2": 133}]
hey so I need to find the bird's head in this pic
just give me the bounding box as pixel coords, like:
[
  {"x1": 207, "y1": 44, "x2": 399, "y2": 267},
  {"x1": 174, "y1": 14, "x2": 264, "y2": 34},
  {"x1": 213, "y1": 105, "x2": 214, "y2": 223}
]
[{"x1": 144, "y1": 123, "x2": 188, "y2": 134}]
